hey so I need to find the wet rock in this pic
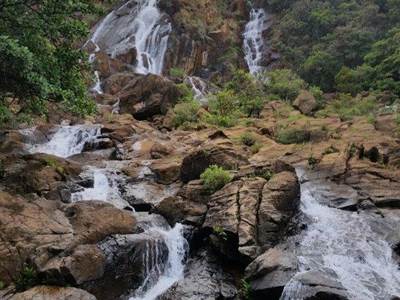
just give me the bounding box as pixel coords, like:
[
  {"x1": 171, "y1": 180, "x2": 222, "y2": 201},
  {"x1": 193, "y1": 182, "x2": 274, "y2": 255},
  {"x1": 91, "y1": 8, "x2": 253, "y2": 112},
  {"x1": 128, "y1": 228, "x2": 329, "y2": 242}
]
[
  {"x1": 180, "y1": 146, "x2": 249, "y2": 183},
  {"x1": 10, "y1": 286, "x2": 97, "y2": 300},
  {"x1": 154, "y1": 196, "x2": 207, "y2": 226},
  {"x1": 257, "y1": 171, "x2": 300, "y2": 248},
  {"x1": 93, "y1": 232, "x2": 168, "y2": 300},
  {"x1": 293, "y1": 90, "x2": 318, "y2": 115},
  {"x1": 119, "y1": 74, "x2": 180, "y2": 120},
  {"x1": 160, "y1": 249, "x2": 237, "y2": 300},
  {"x1": 245, "y1": 246, "x2": 297, "y2": 299}
]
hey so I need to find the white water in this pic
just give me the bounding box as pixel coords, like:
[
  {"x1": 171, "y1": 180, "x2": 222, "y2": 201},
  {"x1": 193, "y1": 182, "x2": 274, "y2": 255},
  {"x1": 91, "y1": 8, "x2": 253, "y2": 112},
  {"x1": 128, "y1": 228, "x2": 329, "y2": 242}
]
[
  {"x1": 89, "y1": 0, "x2": 171, "y2": 75},
  {"x1": 71, "y1": 167, "x2": 132, "y2": 210},
  {"x1": 281, "y1": 170, "x2": 400, "y2": 300},
  {"x1": 185, "y1": 76, "x2": 209, "y2": 106},
  {"x1": 26, "y1": 125, "x2": 101, "y2": 158},
  {"x1": 130, "y1": 223, "x2": 188, "y2": 300},
  {"x1": 91, "y1": 71, "x2": 104, "y2": 94},
  {"x1": 243, "y1": 8, "x2": 268, "y2": 75}
]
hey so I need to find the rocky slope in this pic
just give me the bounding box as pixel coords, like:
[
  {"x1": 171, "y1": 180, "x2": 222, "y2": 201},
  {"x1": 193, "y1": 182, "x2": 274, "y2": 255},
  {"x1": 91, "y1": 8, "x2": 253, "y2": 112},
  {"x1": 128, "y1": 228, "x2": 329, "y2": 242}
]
[{"x1": 1, "y1": 0, "x2": 400, "y2": 300}]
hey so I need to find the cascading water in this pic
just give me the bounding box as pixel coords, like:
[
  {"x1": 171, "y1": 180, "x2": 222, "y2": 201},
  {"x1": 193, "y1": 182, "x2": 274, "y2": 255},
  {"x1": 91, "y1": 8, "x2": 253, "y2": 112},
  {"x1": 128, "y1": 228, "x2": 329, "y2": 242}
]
[
  {"x1": 281, "y1": 169, "x2": 400, "y2": 300},
  {"x1": 24, "y1": 125, "x2": 101, "y2": 158},
  {"x1": 89, "y1": 0, "x2": 171, "y2": 75},
  {"x1": 130, "y1": 223, "x2": 188, "y2": 300},
  {"x1": 243, "y1": 8, "x2": 269, "y2": 75}
]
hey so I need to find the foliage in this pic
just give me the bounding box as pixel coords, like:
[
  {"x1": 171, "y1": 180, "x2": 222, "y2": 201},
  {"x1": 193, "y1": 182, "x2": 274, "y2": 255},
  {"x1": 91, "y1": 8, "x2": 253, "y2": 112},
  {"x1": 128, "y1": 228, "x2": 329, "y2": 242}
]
[
  {"x1": 240, "y1": 132, "x2": 257, "y2": 146},
  {"x1": 308, "y1": 155, "x2": 319, "y2": 169},
  {"x1": 172, "y1": 100, "x2": 201, "y2": 128},
  {"x1": 316, "y1": 93, "x2": 377, "y2": 121},
  {"x1": 169, "y1": 67, "x2": 185, "y2": 78},
  {"x1": 264, "y1": 69, "x2": 306, "y2": 101},
  {"x1": 200, "y1": 165, "x2": 233, "y2": 193},
  {"x1": 240, "y1": 279, "x2": 252, "y2": 300},
  {"x1": 212, "y1": 226, "x2": 228, "y2": 240},
  {"x1": 269, "y1": 0, "x2": 400, "y2": 93},
  {"x1": 15, "y1": 265, "x2": 39, "y2": 292},
  {"x1": 0, "y1": 0, "x2": 96, "y2": 124},
  {"x1": 276, "y1": 127, "x2": 310, "y2": 144},
  {"x1": 206, "y1": 90, "x2": 242, "y2": 127},
  {"x1": 256, "y1": 169, "x2": 274, "y2": 181}
]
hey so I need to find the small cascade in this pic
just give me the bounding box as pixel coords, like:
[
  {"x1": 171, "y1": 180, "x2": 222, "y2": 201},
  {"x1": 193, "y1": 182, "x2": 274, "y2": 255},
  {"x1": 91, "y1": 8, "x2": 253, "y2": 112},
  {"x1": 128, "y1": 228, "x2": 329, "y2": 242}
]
[
  {"x1": 281, "y1": 169, "x2": 400, "y2": 300},
  {"x1": 130, "y1": 223, "x2": 188, "y2": 300},
  {"x1": 25, "y1": 125, "x2": 101, "y2": 158},
  {"x1": 91, "y1": 71, "x2": 103, "y2": 95},
  {"x1": 71, "y1": 167, "x2": 132, "y2": 210},
  {"x1": 89, "y1": 0, "x2": 171, "y2": 75},
  {"x1": 186, "y1": 76, "x2": 209, "y2": 105},
  {"x1": 243, "y1": 8, "x2": 269, "y2": 75}
]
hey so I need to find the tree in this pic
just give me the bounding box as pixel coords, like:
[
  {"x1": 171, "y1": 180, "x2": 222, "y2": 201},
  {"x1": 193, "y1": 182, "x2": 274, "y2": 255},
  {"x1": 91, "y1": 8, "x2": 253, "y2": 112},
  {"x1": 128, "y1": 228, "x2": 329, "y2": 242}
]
[{"x1": 0, "y1": 0, "x2": 96, "y2": 122}]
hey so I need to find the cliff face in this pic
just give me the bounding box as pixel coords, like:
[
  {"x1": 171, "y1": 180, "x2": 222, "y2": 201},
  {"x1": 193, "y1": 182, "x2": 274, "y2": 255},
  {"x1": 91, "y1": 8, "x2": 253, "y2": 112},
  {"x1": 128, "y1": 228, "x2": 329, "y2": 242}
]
[{"x1": 161, "y1": 0, "x2": 249, "y2": 78}]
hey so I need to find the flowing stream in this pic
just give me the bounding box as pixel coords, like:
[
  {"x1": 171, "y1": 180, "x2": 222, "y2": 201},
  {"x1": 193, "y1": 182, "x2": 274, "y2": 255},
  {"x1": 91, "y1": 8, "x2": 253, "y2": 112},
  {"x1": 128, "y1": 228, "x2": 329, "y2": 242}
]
[
  {"x1": 281, "y1": 169, "x2": 400, "y2": 300},
  {"x1": 89, "y1": 0, "x2": 171, "y2": 75},
  {"x1": 243, "y1": 8, "x2": 269, "y2": 75}
]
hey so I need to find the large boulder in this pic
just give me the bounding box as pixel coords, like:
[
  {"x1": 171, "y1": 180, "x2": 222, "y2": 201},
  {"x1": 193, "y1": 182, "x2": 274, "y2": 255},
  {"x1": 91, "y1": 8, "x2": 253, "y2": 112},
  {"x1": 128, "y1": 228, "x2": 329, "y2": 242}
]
[
  {"x1": 180, "y1": 146, "x2": 249, "y2": 183},
  {"x1": 0, "y1": 193, "x2": 136, "y2": 285},
  {"x1": 118, "y1": 74, "x2": 181, "y2": 120},
  {"x1": 293, "y1": 90, "x2": 318, "y2": 115},
  {"x1": 10, "y1": 286, "x2": 96, "y2": 300}
]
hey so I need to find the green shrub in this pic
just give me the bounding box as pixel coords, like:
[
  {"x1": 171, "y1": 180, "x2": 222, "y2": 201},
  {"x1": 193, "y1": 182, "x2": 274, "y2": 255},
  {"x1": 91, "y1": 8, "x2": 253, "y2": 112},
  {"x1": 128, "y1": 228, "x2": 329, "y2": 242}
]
[
  {"x1": 15, "y1": 265, "x2": 39, "y2": 292},
  {"x1": 256, "y1": 169, "x2": 274, "y2": 181},
  {"x1": 0, "y1": 280, "x2": 5, "y2": 290},
  {"x1": 204, "y1": 113, "x2": 238, "y2": 128},
  {"x1": 240, "y1": 279, "x2": 252, "y2": 300},
  {"x1": 176, "y1": 83, "x2": 195, "y2": 103},
  {"x1": 264, "y1": 69, "x2": 306, "y2": 101},
  {"x1": 200, "y1": 165, "x2": 233, "y2": 193},
  {"x1": 240, "y1": 132, "x2": 257, "y2": 146},
  {"x1": 308, "y1": 155, "x2": 318, "y2": 169},
  {"x1": 316, "y1": 93, "x2": 377, "y2": 121},
  {"x1": 212, "y1": 226, "x2": 227, "y2": 240},
  {"x1": 276, "y1": 128, "x2": 310, "y2": 144},
  {"x1": 169, "y1": 67, "x2": 185, "y2": 78},
  {"x1": 250, "y1": 142, "x2": 262, "y2": 154},
  {"x1": 172, "y1": 100, "x2": 201, "y2": 128}
]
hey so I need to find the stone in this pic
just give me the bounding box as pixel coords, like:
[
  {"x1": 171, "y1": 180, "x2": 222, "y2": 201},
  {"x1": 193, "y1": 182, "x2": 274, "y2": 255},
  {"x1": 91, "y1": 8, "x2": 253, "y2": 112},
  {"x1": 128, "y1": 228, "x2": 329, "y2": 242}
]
[
  {"x1": 154, "y1": 196, "x2": 207, "y2": 226},
  {"x1": 293, "y1": 90, "x2": 318, "y2": 115},
  {"x1": 118, "y1": 74, "x2": 181, "y2": 120},
  {"x1": 102, "y1": 72, "x2": 137, "y2": 95},
  {"x1": 10, "y1": 286, "x2": 97, "y2": 300},
  {"x1": 150, "y1": 157, "x2": 182, "y2": 184}
]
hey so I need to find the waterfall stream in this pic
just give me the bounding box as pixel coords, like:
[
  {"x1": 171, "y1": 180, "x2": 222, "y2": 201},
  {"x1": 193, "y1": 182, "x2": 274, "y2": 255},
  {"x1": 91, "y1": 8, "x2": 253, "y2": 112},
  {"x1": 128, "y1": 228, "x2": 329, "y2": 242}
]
[
  {"x1": 243, "y1": 8, "x2": 269, "y2": 75},
  {"x1": 281, "y1": 169, "x2": 400, "y2": 300},
  {"x1": 89, "y1": 0, "x2": 171, "y2": 75}
]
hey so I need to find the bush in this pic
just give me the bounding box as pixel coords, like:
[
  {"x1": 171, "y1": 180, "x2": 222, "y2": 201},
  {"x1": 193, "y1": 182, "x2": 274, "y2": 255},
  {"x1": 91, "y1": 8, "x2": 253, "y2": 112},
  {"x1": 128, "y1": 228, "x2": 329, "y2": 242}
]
[
  {"x1": 264, "y1": 69, "x2": 307, "y2": 101},
  {"x1": 200, "y1": 165, "x2": 233, "y2": 193},
  {"x1": 240, "y1": 132, "x2": 257, "y2": 146},
  {"x1": 172, "y1": 100, "x2": 201, "y2": 128},
  {"x1": 15, "y1": 265, "x2": 39, "y2": 292},
  {"x1": 206, "y1": 89, "x2": 242, "y2": 127},
  {"x1": 316, "y1": 93, "x2": 377, "y2": 121},
  {"x1": 169, "y1": 67, "x2": 185, "y2": 78},
  {"x1": 276, "y1": 127, "x2": 310, "y2": 144}
]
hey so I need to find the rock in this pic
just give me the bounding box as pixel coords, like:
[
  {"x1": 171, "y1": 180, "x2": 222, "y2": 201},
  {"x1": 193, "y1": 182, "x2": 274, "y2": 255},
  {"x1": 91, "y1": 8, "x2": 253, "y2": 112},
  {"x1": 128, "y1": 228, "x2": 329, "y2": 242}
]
[
  {"x1": 245, "y1": 246, "x2": 297, "y2": 298},
  {"x1": 10, "y1": 286, "x2": 97, "y2": 300},
  {"x1": 102, "y1": 72, "x2": 137, "y2": 95},
  {"x1": 154, "y1": 196, "x2": 207, "y2": 226},
  {"x1": 257, "y1": 171, "x2": 300, "y2": 248},
  {"x1": 0, "y1": 193, "x2": 136, "y2": 284},
  {"x1": 150, "y1": 157, "x2": 182, "y2": 184},
  {"x1": 160, "y1": 249, "x2": 237, "y2": 300},
  {"x1": 177, "y1": 179, "x2": 209, "y2": 205},
  {"x1": 39, "y1": 245, "x2": 106, "y2": 285},
  {"x1": 118, "y1": 74, "x2": 181, "y2": 120},
  {"x1": 93, "y1": 232, "x2": 168, "y2": 300},
  {"x1": 281, "y1": 271, "x2": 349, "y2": 300},
  {"x1": 293, "y1": 90, "x2": 318, "y2": 115},
  {"x1": 93, "y1": 51, "x2": 129, "y2": 79},
  {"x1": 180, "y1": 146, "x2": 249, "y2": 183}
]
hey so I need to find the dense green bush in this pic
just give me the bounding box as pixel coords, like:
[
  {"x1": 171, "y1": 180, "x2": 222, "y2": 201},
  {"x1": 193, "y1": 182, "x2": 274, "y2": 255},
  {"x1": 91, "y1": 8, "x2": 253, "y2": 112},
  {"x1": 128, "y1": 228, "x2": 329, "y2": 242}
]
[
  {"x1": 264, "y1": 69, "x2": 307, "y2": 101},
  {"x1": 276, "y1": 127, "x2": 310, "y2": 144},
  {"x1": 240, "y1": 132, "x2": 257, "y2": 146},
  {"x1": 200, "y1": 165, "x2": 233, "y2": 193},
  {"x1": 170, "y1": 67, "x2": 185, "y2": 78},
  {"x1": 172, "y1": 100, "x2": 201, "y2": 128}
]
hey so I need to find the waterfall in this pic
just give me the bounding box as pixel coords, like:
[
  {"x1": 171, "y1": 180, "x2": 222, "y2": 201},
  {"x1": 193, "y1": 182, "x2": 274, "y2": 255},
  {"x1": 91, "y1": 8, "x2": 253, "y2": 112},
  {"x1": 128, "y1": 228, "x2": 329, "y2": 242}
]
[
  {"x1": 25, "y1": 125, "x2": 101, "y2": 158},
  {"x1": 130, "y1": 223, "x2": 188, "y2": 300},
  {"x1": 89, "y1": 0, "x2": 171, "y2": 75},
  {"x1": 281, "y1": 169, "x2": 400, "y2": 300},
  {"x1": 243, "y1": 8, "x2": 269, "y2": 75}
]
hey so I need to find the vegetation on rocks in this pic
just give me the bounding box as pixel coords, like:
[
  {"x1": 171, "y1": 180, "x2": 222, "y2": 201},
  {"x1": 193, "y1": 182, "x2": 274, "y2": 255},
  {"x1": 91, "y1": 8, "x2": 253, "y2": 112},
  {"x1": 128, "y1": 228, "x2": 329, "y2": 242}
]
[{"x1": 200, "y1": 165, "x2": 233, "y2": 194}]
